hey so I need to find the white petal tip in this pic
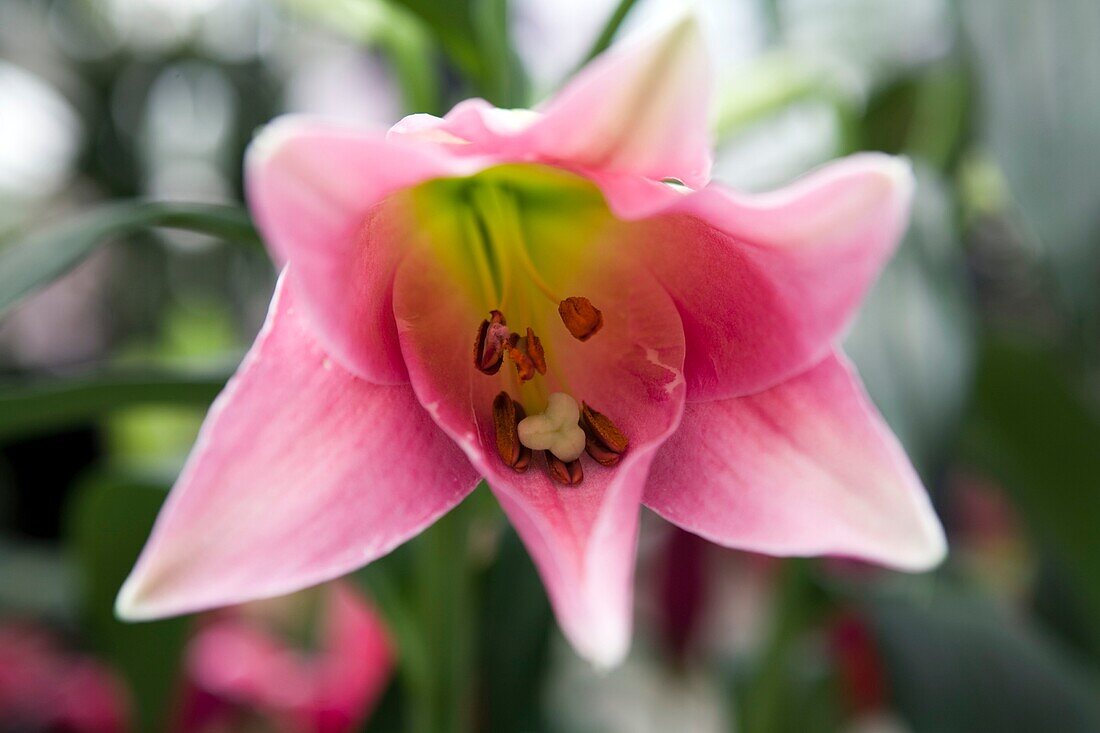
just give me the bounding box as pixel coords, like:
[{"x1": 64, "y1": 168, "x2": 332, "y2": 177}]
[
  {"x1": 113, "y1": 577, "x2": 151, "y2": 622},
  {"x1": 246, "y1": 116, "x2": 311, "y2": 168},
  {"x1": 565, "y1": 605, "x2": 632, "y2": 671},
  {"x1": 578, "y1": 632, "x2": 630, "y2": 672},
  {"x1": 879, "y1": 517, "x2": 949, "y2": 573}
]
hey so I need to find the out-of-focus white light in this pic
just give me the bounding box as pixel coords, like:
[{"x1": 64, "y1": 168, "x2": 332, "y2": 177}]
[
  {"x1": 285, "y1": 47, "x2": 403, "y2": 126},
  {"x1": 0, "y1": 62, "x2": 80, "y2": 200},
  {"x1": 713, "y1": 100, "x2": 842, "y2": 192},
  {"x1": 781, "y1": 0, "x2": 952, "y2": 93},
  {"x1": 106, "y1": 0, "x2": 229, "y2": 52}
]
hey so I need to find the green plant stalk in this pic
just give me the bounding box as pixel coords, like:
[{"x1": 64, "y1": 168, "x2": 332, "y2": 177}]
[
  {"x1": 413, "y1": 499, "x2": 477, "y2": 733},
  {"x1": 738, "y1": 560, "x2": 828, "y2": 733},
  {"x1": 358, "y1": 492, "x2": 481, "y2": 733}
]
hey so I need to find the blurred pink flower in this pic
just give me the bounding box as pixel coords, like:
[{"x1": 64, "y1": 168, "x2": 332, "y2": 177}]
[
  {"x1": 0, "y1": 622, "x2": 131, "y2": 733},
  {"x1": 176, "y1": 582, "x2": 392, "y2": 733},
  {"x1": 118, "y1": 16, "x2": 945, "y2": 667}
]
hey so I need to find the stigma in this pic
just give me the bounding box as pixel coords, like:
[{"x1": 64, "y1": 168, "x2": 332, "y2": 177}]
[{"x1": 517, "y1": 393, "x2": 586, "y2": 462}]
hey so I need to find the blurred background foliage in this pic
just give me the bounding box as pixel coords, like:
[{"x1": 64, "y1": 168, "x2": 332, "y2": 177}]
[{"x1": 1, "y1": 0, "x2": 1099, "y2": 731}]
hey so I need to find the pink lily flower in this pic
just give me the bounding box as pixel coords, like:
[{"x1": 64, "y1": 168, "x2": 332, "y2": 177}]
[
  {"x1": 0, "y1": 622, "x2": 131, "y2": 732},
  {"x1": 176, "y1": 582, "x2": 392, "y2": 733},
  {"x1": 117, "y1": 16, "x2": 946, "y2": 667}
]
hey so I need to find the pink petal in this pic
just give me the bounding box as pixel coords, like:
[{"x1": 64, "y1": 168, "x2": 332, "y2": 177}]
[
  {"x1": 116, "y1": 272, "x2": 479, "y2": 620},
  {"x1": 392, "y1": 237, "x2": 686, "y2": 667},
  {"x1": 386, "y1": 17, "x2": 712, "y2": 190},
  {"x1": 640, "y1": 153, "x2": 915, "y2": 399},
  {"x1": 313, "y1": 583, "x2": 393, "y2": 727},
  {"x1": 527, "y1": 14, "x2": 713, "y2": 187},
  {"x1": 645, "y1": 351, "x2": 946, "y2": 571},
  {"x1": 245, "y1": 117, "x2": 491, "y2": 383},
  {"x1": 187, "y1": 583, "x2": 392, "y2": 731}
]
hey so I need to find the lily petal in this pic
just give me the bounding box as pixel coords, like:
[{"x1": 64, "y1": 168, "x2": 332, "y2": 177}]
[
  {"x1": 246, "y1": 117, "x2": 489, "y2": 383},
  {"x1": 644, "y1": 351, "x2": 946, "y2": 571},
  {"x1": 385, "y1": 16, "x2": 712, "y2": 189},
  {"x1": 527, "y1": 14, "x2": 713, "y2": 187},
  {"x1": 116, "y1": 273, "x2": 479, "y2": 620},
  {"x1": 641, "y1": 153, "x2": 915, "y2": 399},
  {"x1": 392, "y1": 223, "x2": 686, "y2": 666}
]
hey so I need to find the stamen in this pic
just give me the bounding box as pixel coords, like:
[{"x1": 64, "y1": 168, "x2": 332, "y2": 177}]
[
  {"x1": 580, "y1": 402, "x2": 628, "y2": 465},
  {"x1": 488, "y1": 186, "x2": 562, "y2": 306},
  {"x1": 474, "y1": 311, "x2": 510, "y2": 375},
  {"x1": 525, "y1": 327, "x2": 547, "y2": 375},
  {"x1": 506, "y1": 333, "x2": 536, "y2": 381},
  {"x1": 492, "y1": 391, "x2": 531, "y2": 472},
  {"x1": 506, "y1": 328, "x2": 547, "y2": 382},
  {"x1": 558, "y1": 297, "x2": 603, "y2": 341},
  {"x1": 584, "y1": 438, "x2": 622, "y2": 467},
  {"x1": 546, "y1": 453, "x2": 583, "y2": 485}
]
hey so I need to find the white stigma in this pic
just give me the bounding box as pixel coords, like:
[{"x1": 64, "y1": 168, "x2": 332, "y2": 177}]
[{"x1": 517, "y1": 392, "x2": 586, "y2": 462}]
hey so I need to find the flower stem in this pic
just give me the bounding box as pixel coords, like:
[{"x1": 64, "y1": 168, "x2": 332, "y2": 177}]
[
  {"x1": 357, "y1": 495, "x2": 481, "y2": 733},
  {"x1": 410, "y1": 497, "x2": 479, "y2": 733},
  {"x1": 738, "y1": 560, "x2": 829, "y2": 733}
]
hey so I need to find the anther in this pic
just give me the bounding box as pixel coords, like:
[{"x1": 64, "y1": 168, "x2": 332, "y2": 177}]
[
  {"x1": 475, "y1": 311, "x2": 510, "y2": 375},
  {"x1": 580, "y1": 402, "x2": 628, "y2": 465},
  {"x1": 546, "y1": 453, "x2": 583, "y2": 485},
  {"x1": 507, "y1": 334, "x2": 535, "y2": 381},
  {"x1": 506, "y1": 328, "x2": 547, "y2": 382},
  {"x1": 558, "y1": 296, "x2": 603, "y2": 341},
  {"x1": 584, "y1": 438, "x2": 622, "y2": 467},
  {"x1": 492, "y1": 391, "x2": 531, "y2": 472},
  {"x1": 525, "y1": 327, "x2": 547, "y2": 375}
]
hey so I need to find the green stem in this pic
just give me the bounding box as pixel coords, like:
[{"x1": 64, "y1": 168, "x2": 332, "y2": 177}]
[
  {"x1": 739, "y1": 560, "x2": 827, "y2": 733},
  {"x1": 359, "y1": 493, "x2": 481, "y2": 733},
  {"x1": 413, "y1": 499, "x2": 477, "y2": 733}
]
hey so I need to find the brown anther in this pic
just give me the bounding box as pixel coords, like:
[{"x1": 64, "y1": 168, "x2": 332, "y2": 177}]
[
  {"x1": 558, "y1": 296, "x2": 603, "y2": 341},
  {"x1": 525, "y1": 327, "x2": 547, "y2": 375},
  {"x1": 474, "y1": 311, "x2": 509, "y2": 375},
  {"x1": 585, "y1": 437, "x2": 622, "y2": 467},
  {"x1": 580, "y1": 402, "x2": 629, "y2": 463},
  {"x1": 492, "y1": 391, "x2": 530, "y2": 472},
  {"x1": 506, "y1": 333, "x2": 536, "y2": 381},
  {"x1": 546, "y1": 453, "x2": 584, "y2": 485}
]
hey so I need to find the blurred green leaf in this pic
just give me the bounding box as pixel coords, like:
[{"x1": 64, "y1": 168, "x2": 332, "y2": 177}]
[
  {"x1": 868, "y1": 592, "x2": 1100, "y2": 733},
  {"x1": 846, "y1": 166, "x2": 974, "y2": 477},
  {"x1": 0, "y1": 367, "x2": 230, "y2": 442},
  {"x1": 0, "y1": 201, "x2": 259, "y2": 318},
  {"x1": 964, "y1": 0, "x2": 1100, "y2": 315},
  {"x1": 389, "y1": 0, "x2": 525, "y2": 106},
  {"x1": 67, "y1": 475, "x2": 189, "y2": 731},
  {"x1": 737, "y1": 560, "x2": 836, "y2": 733},
  {"x1": 962, "y1": 338, "x2": 1100, "y2": 622},
  {"x1": 576, "y1": 0, "x2": 638, "y2": 69},
  {"x1": 478, "y1": 528, "x2": 553, "y2": 733}
]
